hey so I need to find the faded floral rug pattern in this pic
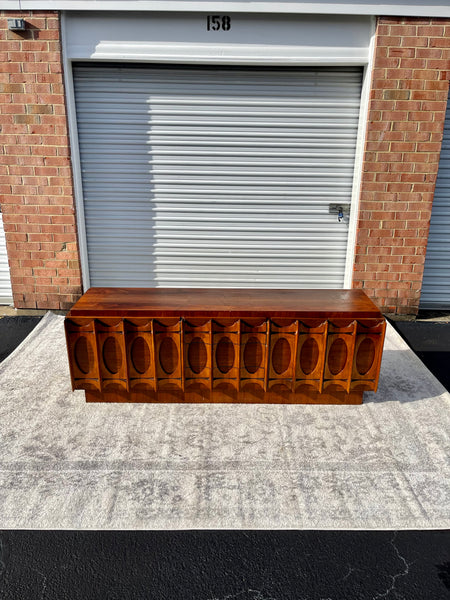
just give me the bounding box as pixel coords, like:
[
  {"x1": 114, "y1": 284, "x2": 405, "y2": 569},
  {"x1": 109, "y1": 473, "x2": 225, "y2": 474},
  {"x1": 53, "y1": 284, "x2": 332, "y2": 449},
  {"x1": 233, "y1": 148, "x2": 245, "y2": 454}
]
[{"x1": 0, "y1": 313, "x2": 449, "y2": 529}]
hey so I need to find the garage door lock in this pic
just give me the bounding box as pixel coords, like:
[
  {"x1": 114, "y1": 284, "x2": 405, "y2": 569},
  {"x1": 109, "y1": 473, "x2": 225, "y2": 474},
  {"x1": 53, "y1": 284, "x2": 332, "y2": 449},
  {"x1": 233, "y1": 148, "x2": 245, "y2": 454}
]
[{"x1": 329, "y1": 204, "x2": 350, "y2": 222}]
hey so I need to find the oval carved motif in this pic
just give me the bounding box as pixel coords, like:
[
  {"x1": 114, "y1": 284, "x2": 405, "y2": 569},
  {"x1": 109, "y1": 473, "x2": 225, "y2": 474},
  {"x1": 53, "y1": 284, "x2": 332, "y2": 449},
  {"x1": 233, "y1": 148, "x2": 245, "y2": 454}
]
[
  {"x1": 102, "y1": 336, "x2": 122, "y2": 374},
  {"x1": 130, "y1": 336, "x2": 151, "y2": 374},
  {"x1": 300, "y1": 337, "x2": 319, "y2": 375},
  {"x1": 356, "y1": 337, "x2": 375, "y2": 375},
  {"x1": 244, "y1": 336, "x2": 263, "y2": 374},
  {"x1": 216, "y1": 337, "x2": 235, "y2": 374},
  {"x1": 328, "y1": 338, "x2": 348, "y2": 376},
  {"x1": 159, "y1": 337, "x2": 179, "y2": 375},
  {"x1": 272, "y1": 337, "x2": 291, "y2": 375},
  {"x1": 74, "y1": 336, "x2": 93, "y2": 374},
  {"x1": 188, "y1": 337, "x2": 207, "y2": 374}
]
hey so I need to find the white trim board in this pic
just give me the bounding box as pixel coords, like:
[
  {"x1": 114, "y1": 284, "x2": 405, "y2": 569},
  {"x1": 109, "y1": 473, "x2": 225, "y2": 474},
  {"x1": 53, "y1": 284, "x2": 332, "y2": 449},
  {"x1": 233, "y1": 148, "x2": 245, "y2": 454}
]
[
  {"x1": 344, "y1": 16, "x2": 376, "y2": 287},
  {"x1": 63, "y1": 12, "x2": 372, "y2": 65},
  {"x1": 1, "y1": 1, "x2": 450, "y2": 18},
  {"x1": 61, "y1": 14, "x2": 91, "y2": 291}
]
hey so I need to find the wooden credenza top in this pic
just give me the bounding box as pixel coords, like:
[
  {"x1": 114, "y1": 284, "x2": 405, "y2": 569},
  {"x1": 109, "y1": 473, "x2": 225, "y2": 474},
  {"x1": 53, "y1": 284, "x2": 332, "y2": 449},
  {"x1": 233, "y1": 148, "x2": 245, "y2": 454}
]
[{"x1": 68, "y1": 287, "x2": 383, "y2": 319}]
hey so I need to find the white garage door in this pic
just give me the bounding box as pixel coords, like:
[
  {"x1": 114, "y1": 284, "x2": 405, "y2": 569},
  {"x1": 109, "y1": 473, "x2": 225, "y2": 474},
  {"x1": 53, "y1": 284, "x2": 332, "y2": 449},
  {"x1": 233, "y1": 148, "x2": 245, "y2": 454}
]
[
  {"x1": 0, "y1": 208, "x2": 13, "y2": 304},
  {"x1": 73, "y1": 64, "x2": 362, "y2": 288},
  {"x1": 421, "y1": 92, "x2": 450, "y2": 309}
]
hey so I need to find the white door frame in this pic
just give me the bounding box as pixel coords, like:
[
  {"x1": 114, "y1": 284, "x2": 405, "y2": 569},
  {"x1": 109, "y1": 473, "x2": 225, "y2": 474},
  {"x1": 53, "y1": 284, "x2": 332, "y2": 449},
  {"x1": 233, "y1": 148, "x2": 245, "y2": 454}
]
[{"x1": 61, "y1": 11, "x2": 375, "y2": 291}]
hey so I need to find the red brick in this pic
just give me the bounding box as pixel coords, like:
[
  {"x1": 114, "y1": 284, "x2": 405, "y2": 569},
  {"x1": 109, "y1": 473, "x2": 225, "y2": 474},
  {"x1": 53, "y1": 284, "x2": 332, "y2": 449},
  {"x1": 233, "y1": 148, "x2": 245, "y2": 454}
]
[
  {"x1": 411, "y1": 90, "x2": 438, "y2": 101},
  {"x1": 392, "y1": 121, "x2": 418, "y2": 132},
  {"x1": 430, "y1": 37, "x2": 450, "y2": 48},
  {"x1": 402, "y1": 36, "x2": 428, "y2": 47},
  {"x1": 424, "y1": 80, "x2": 449, "y2": 90},
  {"x1": 390, "y1": 141, "x2": 416, "y2": 152},
  {"x1": 404, "y1": 132, "x2": 431, "y2": 142},
  {"x1": 398, "y1": 79, "x2": 425, "y2": 90},
  {"x1": 388, "y1": 47, "x2": 415, "y2": 58},
  {"x1": 400, "y1": 174, "x2": 426, "y2": 183},
  {"x1": 36, "y1": 30, "x2": 60, "y2": 41},
  {"x1": 400, "y1": 58, "x2": 427, "y2": 70},
  {"x1": 52, "y1": 276, "x2": 69, "y2": 286},
  {"x1": 0, "y1": 10, "x2": 81, "y2": 310},
  {"x1": 416, "y1": 48, "x2": 442, "y2": 59},
  {"x1": 390, "y1": 24, "x2": 418, "y2": 35},
  {"x1": 426, "y1": 59, "x2": 450, "y2": 70},
  {"x1": 396, "y1": 100, "x2": 422, "y2": 111},
  {"x1": 36, "y1": 73, "x2": 61, "y2": 84},
  {"x1": 419, "y1": 121, "x2": 447, "y2": 132},
  {"x1": 382, "y1": 110, "x2": 409, "y2": 121},
  {"x1": 390, "y1": 163, "x2": 415, "y2": 173},
  {"x1": 408, "y1": 111, "x2": 434, "y2": 121},
  {"x1": 377, "y1": 36, "x2": 402, "y2": 46},
  {"x1": 27, "y1": 104, "x2": 53, "y2": 114}
]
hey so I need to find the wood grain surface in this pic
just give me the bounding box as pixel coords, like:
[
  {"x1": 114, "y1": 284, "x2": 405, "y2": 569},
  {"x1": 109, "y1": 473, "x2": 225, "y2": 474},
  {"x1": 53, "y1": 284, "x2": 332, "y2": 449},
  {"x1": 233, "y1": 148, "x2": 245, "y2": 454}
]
[
  {"x1": 67, "y1": 288, "x2": 383, "y2": 319},
  {"x1": 65, "y1": 288, "x2": 386, "y2": 404}
]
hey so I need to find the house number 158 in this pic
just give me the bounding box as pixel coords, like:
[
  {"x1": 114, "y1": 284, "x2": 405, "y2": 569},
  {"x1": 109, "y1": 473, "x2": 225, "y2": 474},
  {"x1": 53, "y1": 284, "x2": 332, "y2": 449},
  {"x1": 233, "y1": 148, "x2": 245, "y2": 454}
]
[{"x1": 206, "y1": 15, "x2": 231, "y2": 31}]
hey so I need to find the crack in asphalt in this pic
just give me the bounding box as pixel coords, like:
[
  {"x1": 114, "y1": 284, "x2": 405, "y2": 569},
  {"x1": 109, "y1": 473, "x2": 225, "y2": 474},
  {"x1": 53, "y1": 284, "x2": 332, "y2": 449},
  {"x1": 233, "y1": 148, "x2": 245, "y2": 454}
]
[{"x1": 373, "y1": 532, "x2": 413, "y2": 599}]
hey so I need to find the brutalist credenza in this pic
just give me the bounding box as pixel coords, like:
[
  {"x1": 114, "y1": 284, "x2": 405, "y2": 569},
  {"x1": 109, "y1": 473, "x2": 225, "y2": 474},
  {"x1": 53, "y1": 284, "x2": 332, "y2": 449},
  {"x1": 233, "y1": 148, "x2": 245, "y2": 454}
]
[{"x1": 64, "y1": 288, "x2": 386, "y2": 404}]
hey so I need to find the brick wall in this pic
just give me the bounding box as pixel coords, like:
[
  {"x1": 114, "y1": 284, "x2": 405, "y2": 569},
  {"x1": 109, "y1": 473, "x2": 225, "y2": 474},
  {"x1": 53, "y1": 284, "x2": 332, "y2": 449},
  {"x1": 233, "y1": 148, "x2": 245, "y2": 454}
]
[
  {"x1": 0, "y1": 10, "x2": 81, "y2": 310},
  {"x1": 1, "y1": 12, "x2": 449, "y2": 313},
  {"x1": 354, "y1": 16, "x2": 450, "y2": 315}
]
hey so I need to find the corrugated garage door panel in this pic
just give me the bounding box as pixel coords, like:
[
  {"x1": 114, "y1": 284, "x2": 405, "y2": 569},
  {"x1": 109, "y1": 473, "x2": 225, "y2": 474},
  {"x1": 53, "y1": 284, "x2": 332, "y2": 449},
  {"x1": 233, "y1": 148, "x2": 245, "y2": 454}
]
[
  {"x1": 421, "y1": 93, "x2": 450, "y2": 309},
  {"x1": 0, "y1": 210, "x2": 13, "y2": 304},
  {"x1": 73, "y1": 65, "x2": 362, "y2": 288}
]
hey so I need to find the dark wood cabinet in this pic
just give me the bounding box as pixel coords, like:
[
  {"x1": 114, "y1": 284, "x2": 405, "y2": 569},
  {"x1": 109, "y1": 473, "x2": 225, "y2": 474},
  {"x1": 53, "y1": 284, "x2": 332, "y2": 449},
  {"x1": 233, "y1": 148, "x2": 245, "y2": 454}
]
[{"x1": 65, "y1": 288, "x2": 386, "y2": 404}]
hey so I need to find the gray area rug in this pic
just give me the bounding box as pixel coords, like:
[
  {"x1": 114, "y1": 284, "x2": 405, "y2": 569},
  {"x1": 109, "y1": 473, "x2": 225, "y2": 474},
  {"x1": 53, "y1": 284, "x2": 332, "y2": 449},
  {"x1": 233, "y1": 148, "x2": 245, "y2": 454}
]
[{"x1": 0, "y1": 312, "x2": 449, "y2": 529}]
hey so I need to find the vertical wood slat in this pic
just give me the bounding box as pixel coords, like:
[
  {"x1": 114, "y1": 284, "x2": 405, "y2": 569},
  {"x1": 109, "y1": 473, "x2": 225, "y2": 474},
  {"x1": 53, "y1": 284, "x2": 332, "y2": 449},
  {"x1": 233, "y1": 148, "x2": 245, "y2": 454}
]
[
  {"x1": 240, "y1": 319, "x2": 268, "y2": 390},
  {"x1": 292, "y1": 320, "x2": 300, "y2": 392},
  {"x1": 93, "y1": 320, "x2": 103, "y2": 393},
  {"x1": 351, "y1": 319, "x2": 386, "y2": 391},
  {"x1": 295, "y1": 320, "x2": 328, "y2": 393},
  {"x1": 85, "y1": 319, "x2": 101, "y2": 391},
  {"x1": 95, "y1": 319, "x2": 128, "y2": 391},
  {"x1": 183, "y1": 319, "x2": 211, "y2": 386},
  {"x1": 212, "y1": 319, "x2": 240, "y2": 390},
  {"x1": 267, "y1": 320, "x2": 298, "y2": 391},
  {"x1": 209, "y1": 319, "x2": 213, "y2": 392},
  {"x1": 237, "y1": 319, "x2": 241, "y2": 392},
  {"x1": 125, "y1": 319, "x2": 155, "y2": 391},
  {"x1": 152, "y1": 319, "x2": 159, "y2": 392},
  {"x1": 180, "y1": 318, "x2": 185, "y2": 392},
  {"x1": 324, "y1": 320, "x2": 357, "y2": 392},
  {"x1": 264, "y1": 319, "x2": 270, "y2": 392},
  {"x1": 120, "y1": 320, "x2": 129, "y2": 392},
  {"x1": 345, "y1": 321, "x2": 357, "y2": 393},
  {"x1": 318, "y1": 321, "x2": 328, "y2": 393},
  {"x1": 65, "y1": 319, "x2": 101, "y2": 392},
  {"x1": 154, "y1": 319, "x2": 183, "y2": 390}
]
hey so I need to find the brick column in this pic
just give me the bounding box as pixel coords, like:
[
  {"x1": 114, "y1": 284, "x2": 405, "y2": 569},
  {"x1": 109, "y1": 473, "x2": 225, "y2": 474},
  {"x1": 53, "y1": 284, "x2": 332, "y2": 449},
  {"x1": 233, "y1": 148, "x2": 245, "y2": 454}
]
[
  {"x1": 0, "y1": 10, "x2": 81, "y2": 310},
  {"x1": 354, "y1": 17, "x2": 450, "y2": 315}
]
